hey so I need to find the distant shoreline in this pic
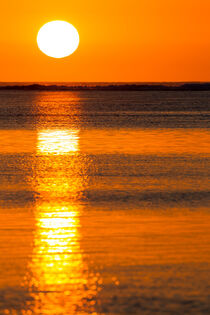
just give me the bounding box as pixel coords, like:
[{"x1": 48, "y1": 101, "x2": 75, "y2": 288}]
[{"x1": 1, "y1": 83, "x2": 210, "y2": 91}]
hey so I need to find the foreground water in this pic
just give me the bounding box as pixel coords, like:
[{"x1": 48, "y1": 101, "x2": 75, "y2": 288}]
[{"x1": 0, "y1": 90, "x2": 210, "y2": 314}]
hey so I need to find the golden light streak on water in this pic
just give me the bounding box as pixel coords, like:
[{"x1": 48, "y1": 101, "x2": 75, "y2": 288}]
[
  {"x1": 25, "y1": 128, "x2": 99, "y2": 314},
  {"x1": 27, "y1": 203, "x2": 95, "y2": 314},
  {"x1": 37, "y1": 129, "x2": 79, "y2": 155}
]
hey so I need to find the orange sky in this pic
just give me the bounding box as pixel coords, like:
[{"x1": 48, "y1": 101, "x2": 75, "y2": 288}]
[{"x1": 1, "y1": 0, "x2": 210, "y2": 82}]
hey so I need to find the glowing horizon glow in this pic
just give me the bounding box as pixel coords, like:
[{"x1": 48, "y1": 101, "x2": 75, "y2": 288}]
[{"x1": 37, "y1": 21, "x2": 79, "y2": 58}]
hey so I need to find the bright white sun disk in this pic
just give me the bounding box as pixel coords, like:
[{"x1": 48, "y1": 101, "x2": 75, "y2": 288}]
[{"x1": 37, "y1": 21, "x2": 79, "y2": 58}]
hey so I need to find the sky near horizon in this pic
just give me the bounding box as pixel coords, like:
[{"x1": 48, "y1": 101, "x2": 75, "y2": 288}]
[{"x1": 1, "y1": 0, "x2": 210, "y2": 82}]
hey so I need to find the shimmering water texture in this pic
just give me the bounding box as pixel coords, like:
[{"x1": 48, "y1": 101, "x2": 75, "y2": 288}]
[{"x1": 0, "y1": 90, "x2": 210, "y2": 314}]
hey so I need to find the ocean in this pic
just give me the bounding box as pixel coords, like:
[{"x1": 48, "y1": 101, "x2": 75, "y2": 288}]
[{"x1": 0, "y1": 88, "x2": 210, "y2": 314}]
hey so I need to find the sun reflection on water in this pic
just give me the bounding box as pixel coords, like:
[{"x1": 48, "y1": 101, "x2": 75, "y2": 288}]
[
  {"x1": 37, "y1": 129, "x2": 79, "y2": 155},
  {"x1": 28, "y1": 202, "x2": 93, "y2": 314},
  {"x1": 26, "y1": 127, "x2": 99, "y2": 314}
]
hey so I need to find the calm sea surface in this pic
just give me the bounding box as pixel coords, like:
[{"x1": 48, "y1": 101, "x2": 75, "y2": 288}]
[{"x1": 0, "y1": 90, "x2": 210, "y2": 314}]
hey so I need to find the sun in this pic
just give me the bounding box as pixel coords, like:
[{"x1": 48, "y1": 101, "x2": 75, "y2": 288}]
[{"x1": 37, "y1": 20, "x2": 79, "y2": 58}]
